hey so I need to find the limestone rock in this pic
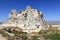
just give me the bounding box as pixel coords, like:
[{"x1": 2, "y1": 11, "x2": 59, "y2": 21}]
[{"x1": 1, "y1": 6, "x2": 48, "y2": 33}]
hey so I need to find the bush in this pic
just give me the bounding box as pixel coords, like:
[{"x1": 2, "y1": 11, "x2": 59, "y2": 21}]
[
  {"x1": 44, "y1": 33, "x2": 60, "y2": 40},
  {"x1": 0, "y1": 30, "x2": 8, "y2": 37},
  {"x1": 32, "y1": 36, "x2": 38, "y2": 40}
]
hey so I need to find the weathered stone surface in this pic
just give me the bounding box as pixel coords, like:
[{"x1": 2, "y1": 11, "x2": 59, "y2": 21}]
[{"x1": 1, "y1": 6, "x2": 48, "y2": 33}]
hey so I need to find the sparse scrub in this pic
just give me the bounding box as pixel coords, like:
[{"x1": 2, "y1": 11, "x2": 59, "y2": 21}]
[
  {"x1": 0, "y1": 30, "x2": 9, "y2": 37},
  {"x1": 44, "y1": 33, "x2": 60, "y2": 40},
  {"x1": 32, "y1": 36, "x2": 38, "y2": 40}
]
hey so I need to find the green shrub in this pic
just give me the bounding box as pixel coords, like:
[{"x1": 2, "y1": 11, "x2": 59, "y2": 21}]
[
  {"x1": 32, "y1": 36, "x2": 38, "y2": 40},
  {"x1": 44, "y1": 33, "x2": 60, "y2": 40},
  {"x1": 0, "y1": 30, "x2": 8, "y2": 37}
]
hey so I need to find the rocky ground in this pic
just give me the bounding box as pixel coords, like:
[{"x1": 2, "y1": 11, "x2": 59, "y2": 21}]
[
  {"x1": 0, "y1": 34, "x2": 7, "y2": 40},
  {"x1": 0, "y1": 27, "x2": 60, "y2": 40}
]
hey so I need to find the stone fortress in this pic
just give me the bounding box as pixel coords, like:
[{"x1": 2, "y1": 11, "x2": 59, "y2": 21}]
[{"x1": 0, "y1": 6, "x2": 48, "y2": 33}]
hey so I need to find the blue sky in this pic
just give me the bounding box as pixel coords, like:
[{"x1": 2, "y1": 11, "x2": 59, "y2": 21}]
[{"x1": 0, "y1": 0, "x2": 60, "y2": 22}]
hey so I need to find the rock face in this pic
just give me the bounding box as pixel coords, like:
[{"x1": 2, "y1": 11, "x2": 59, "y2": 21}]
[{"x1": 1, "y1": 6, "x2": 48, "y2": 33}]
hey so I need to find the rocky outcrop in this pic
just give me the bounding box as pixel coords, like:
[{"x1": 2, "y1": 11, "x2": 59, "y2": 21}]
[{"x1": 1, "y1": 6, "x2": 48, "y2": 33}]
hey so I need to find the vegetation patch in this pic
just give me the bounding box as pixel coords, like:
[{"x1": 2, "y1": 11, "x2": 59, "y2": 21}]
[
  {"x1": 32, "y1": 36, "x2": 39, "y2": 40},
  {"x1": 0, "y1": 30, "x2": 9, "y2": 37},
  {"x1": 44, "y1": 33, "x2": 60, "y2": 40}
]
